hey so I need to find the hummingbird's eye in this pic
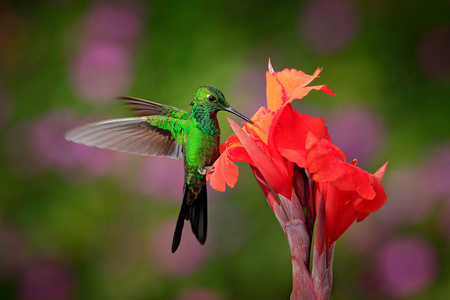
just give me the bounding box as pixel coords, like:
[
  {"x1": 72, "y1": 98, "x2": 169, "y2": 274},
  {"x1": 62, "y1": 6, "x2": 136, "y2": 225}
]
[{"x1": 207, "y1": 94, "x2": 216, "y2": 102}]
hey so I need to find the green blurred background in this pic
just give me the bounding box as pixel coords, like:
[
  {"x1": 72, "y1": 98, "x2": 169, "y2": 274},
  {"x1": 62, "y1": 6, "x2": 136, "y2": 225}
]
[{"x1": 1, "y1": 0, "x2": 449, "y2": 299}]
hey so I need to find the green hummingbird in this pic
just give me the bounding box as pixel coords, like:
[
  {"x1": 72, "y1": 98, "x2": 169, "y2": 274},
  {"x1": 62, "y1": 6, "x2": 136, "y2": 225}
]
[{"x1": 65, "y1": 85, "x2": 253, "y2": 253}]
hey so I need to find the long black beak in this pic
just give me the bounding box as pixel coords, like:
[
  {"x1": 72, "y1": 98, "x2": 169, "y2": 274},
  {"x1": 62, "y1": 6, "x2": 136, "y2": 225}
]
[{"x1": 225, "y1": 107, "x2": 254, "y2": 124}]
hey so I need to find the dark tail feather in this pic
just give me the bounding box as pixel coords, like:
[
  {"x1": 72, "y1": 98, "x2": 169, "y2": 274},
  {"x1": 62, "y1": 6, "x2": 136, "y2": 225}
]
[
  {"x1": 190, "y1": 184, "x2": 207, "y2": 245},
  {"x1": 171, "y1": 185, "x2": 208, "y2": 253},
  {"x1": 171, "y1": 190, "x2": 187, "y2": 253}
]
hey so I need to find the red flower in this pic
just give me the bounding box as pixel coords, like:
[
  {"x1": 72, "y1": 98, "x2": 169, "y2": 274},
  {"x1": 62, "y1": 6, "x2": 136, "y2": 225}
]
[{"x1": 207, "y1": 60, "x2": 388, "y2": 299}]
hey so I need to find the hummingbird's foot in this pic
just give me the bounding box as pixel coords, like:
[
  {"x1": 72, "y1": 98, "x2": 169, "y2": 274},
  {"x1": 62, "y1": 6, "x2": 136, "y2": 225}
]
[{"x1": 198, "y1": 166, "x2": 214, "y2": 175}]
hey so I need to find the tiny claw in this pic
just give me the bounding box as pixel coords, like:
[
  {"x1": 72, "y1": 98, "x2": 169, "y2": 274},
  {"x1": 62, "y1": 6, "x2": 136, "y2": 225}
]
[{"x1": 198, "y1": 166, "x2": 214, "y2": 175}]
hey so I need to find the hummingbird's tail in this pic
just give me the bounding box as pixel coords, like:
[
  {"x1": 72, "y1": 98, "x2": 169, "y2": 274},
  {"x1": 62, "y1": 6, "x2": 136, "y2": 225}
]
[{"x1": 171, "y1": 185, "x2": 208, "y2": 253}]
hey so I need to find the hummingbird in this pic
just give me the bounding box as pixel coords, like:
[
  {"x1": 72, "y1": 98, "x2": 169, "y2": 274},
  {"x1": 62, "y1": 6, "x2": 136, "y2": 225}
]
[{"x1": 65, "y1": 85, "x2": 253, "y2": 253}]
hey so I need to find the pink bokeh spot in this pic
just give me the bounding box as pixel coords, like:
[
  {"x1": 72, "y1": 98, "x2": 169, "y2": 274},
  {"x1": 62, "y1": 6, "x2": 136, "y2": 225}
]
[
  {"x1": 20, "y1": 263, "x2": 74, "y2": 300},
  {"x1": 71, "y1": 41, "x2": 132, "y2": 101},
  {"x1": 174, "y1": 289, "x2": 224, "y2": 300},
  {"x1": 377, "y1": 167, "x2": 435, "y2": 227},
  {"x1": 300, "y1": 0, "x2": 360, "y2": 54},
  {"x1": 149, "y1": 221, "x2": 211, "y2": 276},
  {"x1": 232, "y1": 66, "x2": 267, "y2": 117},
  {"x1": 12, "y1": 109, "x2": 129, "y2": 178},
  {"x1": 373, "y1": 237, "x2": 438, "y2": 297},
  {"x1": 326, "y1": 107, "x2": 385, "y2": 165},
  {"x1": 420, "y1": 143, "x2": 450, "y2": 199},
  {"x1": 70, "y1": 1, "x2": 145, "y2": 102},
  {"x1": 81, "y1": 3, "x2": 143, "y2": 47},
  {"x1": 138, "y1": 157, "x2": 184, "y2": 202}
]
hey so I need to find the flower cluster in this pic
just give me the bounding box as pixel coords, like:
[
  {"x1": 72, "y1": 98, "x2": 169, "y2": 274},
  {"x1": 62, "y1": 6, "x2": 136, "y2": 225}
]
[{"x1": 207, "y1": 60, "x2": 388, "y2": 299}]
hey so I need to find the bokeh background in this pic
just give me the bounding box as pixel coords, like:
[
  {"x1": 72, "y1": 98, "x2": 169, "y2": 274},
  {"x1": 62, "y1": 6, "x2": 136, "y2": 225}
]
[{"x1": 1, "y1": 0, "x2": 449, "y2": 299}]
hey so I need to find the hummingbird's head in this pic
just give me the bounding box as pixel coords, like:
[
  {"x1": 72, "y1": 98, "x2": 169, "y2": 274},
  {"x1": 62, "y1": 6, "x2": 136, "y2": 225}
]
[{"x1": 192, "y1": 85, "x2": 253, "y2": 124}]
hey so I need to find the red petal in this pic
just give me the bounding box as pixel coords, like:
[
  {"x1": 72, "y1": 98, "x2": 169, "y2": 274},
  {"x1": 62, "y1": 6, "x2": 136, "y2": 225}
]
[
  {"x1": 219, "y1": 142, "x2": 227, "y2": 153},
  {"x1": 323, "y1": 184, "x2": 360, "y2": 247},
  {"x1": 374, "y1": 161, "x2": 389, "y2": 179},
  {"x1": 354, "y1": 174, "x2": 387, "y2": 212},
  {"x1": 248, "y1": 108, "x2": 274, "y2": 145},
  {"x1": 207, "y1": 150, "x2": 239, "y2": 192},
  {"x1": 224, "y1": 134, "x2": 254, "y2": 165},
  {"x1": 266, "y1": 70, "x2": 284, "y2": 111},
  {"x1": 316, "y1": 163, "x2": 388, "y2": 247},
  {"x1": 275, "y1": 67, "x2": 323, "y2": 99},
  {"x1": 306, "y1": 133, "x2": 376, "y2": 200},
  {"x1": 245, "y1": 115, "x2": 292, "y2": 180},
  {"x1": 275, "y1": 106, "x2": 331, "y2": 167},
  {"x1": 229, "y1": 118, "x2": 292, "y2": 198},
  {"x1": 286, "y1": 84, "x2": 336, "y2": 105},
  {"x1": 228, "y1": 146, "x2": 254, "y2": 165},
  {"x1": 266, "y1": 62, "x2": 335, "y2": 111}
]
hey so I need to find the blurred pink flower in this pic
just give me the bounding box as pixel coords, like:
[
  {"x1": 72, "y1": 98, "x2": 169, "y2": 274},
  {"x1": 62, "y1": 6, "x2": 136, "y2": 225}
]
[
  {"x1": 149, "y1": 221, "x2": 211, "y2": 276},
  {"x1": 378, "y1": 167, "x2": 435, "y2": 227},
  {"x1": 174, "y1": 289, "x2": 223, "y2": 300},
  {"x1": 232, "y1": 66, "x2": 267, "y2": 117},
  {"x1": 138, "y1": 157, "x2": 184, "y2": 202},
  {"x1": 373, "y1": 236, "x2": 438, "y2": 297},
  {"x1": 20, "y1": 262, "x2": 74, "y2": 300},
  {"x1": 3, "y1": 109, "x2": 128, "y2": 178},
  {"x1": 420, "y1": 143, "x2": 450, "y2": 199},
  {"x1": 326, "y1": 107, "x2": 385, "y2": 165},
  {"x1": 417, "y1": 26, "x2": 450, "y2": 80},
  {"x1": 81, "y1": 3, "x2": 143, "y2": 48},
  {"x1": 69, "y1": 2, "x2": 146, "y2": 102},
  {"x1": 71, "y1": 41, "x2": 132, "y2": 101},
  {"x1": 31, "y1": 110, "x2": 129, "y2": 176},
  {"x1": 299, "y1": 0, "x2": 360, "y2": 54}
]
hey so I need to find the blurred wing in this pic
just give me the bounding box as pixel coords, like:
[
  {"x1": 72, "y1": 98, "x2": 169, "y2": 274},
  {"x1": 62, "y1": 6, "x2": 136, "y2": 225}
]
[
  {"x1": 119, "y1": 96, "x2": 189, "y2": 119},
  {"x1": 65, "y1": 117, "x2": 183, "y2": 159}
]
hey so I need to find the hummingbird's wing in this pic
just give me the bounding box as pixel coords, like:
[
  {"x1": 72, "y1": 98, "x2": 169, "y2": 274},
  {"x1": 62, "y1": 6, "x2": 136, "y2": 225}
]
[
  {"x1": 65, "y1": 117, "x2": 183, "y2": 159},
  {"x1": 118, "y1": 96, "x2": 190, "y2": 119}
]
